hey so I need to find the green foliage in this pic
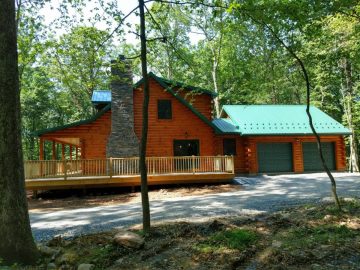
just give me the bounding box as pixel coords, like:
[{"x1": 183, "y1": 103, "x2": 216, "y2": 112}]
[
  {"x1": 47, "y1": 26, "x2": 114, "y2": 119},
  {"x1": 17, "y1": 0, "x2": 360, "y2": 167},
  {"x1": 17, "y1": 1, "x2": 118, "y2": 160}
]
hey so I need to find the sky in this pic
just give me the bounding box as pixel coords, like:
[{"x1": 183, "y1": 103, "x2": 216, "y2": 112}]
[
  {"x1": 39, "y1": 0, "x2": 202, "y2": 46},
  {"x1": 39, "y1": 0, "x2": 146, "y2": 45}
]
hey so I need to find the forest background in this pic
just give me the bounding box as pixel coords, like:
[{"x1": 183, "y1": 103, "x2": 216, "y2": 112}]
[{"x1": 18, "y1": 0, "x2": 360, "y2": 171}]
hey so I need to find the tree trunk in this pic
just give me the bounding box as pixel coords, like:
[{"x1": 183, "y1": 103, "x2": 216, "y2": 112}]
[
  {"x1": 211, "y1": 59, "x2": 221, "y2": 117},
  {"x1": 341, "y1": 58, "x2": 359, "y2": 172},
  {"x1": 138, "y1": 0, "x2": 151, "y2": 234},
  {"x1": 0, "y1": 0, "x2": 39, "y2": 264},
  {"x1": 209, "y1": 21, "x2": 224, "y2": 118}
]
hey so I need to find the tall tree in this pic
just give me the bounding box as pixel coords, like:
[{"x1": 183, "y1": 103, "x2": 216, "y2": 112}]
[
  {"x1": 0, "y1": 0, "x2": 39, "y2": 264},
  {"x1": 138, "y1": 0, "x2": 151, "y2": 234}
]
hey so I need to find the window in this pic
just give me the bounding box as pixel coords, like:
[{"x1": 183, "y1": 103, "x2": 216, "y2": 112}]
[
  {"x1": 223, "y1": 138, "x2": 236, "y2": 155},
  {"x1": 158, "y1": 100, "x2": 172, "y2": 119}
]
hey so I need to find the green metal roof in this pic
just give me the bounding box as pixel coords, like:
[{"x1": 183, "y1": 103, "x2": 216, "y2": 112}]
[
  {"x1": 221, "y1": 105, "x2": 351, "y2": 136},
  {"x1": 33, "y1": 104, "x2": 111, "y2": 136},
  {"x1": 92, "y1": 90, "x2": 111, "y2": 103},
  {"x1": 212, "y1": 118, "x2": 240, "y2": 134}
]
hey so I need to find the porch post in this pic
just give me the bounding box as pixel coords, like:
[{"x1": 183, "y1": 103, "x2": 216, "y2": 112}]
[
  {"x1": 39, "y1": 138, "x2": 44, "y2": 160},
  {"x1": 61, "y1": 144, "x2": 65, "y2": 160},
  {"x1": 76, "y1": 147, "x2": 79, "y2": 160},
  {"x1": 69, "y1": 145, "x2": 73, "y2": 161},
  {"x1": 51, "y1": 140, "x2": 56, "y2": 175},
  {"x1": 52, "y1": 141, "x2": 56, "y2": 160}
]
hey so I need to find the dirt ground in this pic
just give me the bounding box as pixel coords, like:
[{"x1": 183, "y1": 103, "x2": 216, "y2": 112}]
[
  {"x1": 13, "y1": 198, "x2": 360, "y2": 270},
  {"x1": 28, "y1": 183, "x2": 242, "y2": 212}
]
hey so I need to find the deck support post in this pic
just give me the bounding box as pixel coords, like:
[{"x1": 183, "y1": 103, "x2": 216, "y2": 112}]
[{"x1": 32, "y1": 190, "x2": 38, "y2": 199}]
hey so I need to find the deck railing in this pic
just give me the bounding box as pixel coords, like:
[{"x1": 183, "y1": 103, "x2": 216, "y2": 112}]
[{"x1": 24, "y1": 156, "x2": 234, "y2": 180}]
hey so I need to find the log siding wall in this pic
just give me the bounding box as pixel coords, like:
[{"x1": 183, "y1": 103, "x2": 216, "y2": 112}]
[
  {"x1": 214, "y1": 135, "x2": 346, "y2": 174},
  {"x1": 40, "y1": 111, "x2": 111, "y2": 159},
  {"x1": 39, "y1": 78, "x2": 215, "y2": 160},
  {"x1": 133, "y1": 78, "x2": 215, "y2": 157}
]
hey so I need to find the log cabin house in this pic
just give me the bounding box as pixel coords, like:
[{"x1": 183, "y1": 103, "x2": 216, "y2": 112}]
[{"x1": 26, "y1": 56, "x2": 350, "y2": 190}]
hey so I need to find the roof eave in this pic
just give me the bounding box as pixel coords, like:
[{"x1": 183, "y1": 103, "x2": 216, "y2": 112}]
[
  {"x1": 33, "y1": 104, "x2": 111, "y2": 137},
  {"x1": 240, "y1": 132, "x2": 351, "y2": 136}
]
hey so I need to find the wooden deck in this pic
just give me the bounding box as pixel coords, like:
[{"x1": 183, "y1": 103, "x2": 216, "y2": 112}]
[
  {"x1": 25, "y1": 172, "x2": 234, "y2": 190},
  {"x1": 24, "y1": 156, "x2": 235, "y2": 190}
]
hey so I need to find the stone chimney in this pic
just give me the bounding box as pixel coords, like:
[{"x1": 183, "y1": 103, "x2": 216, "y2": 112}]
[{"x1": 106, "y1": 55, "x2": 139, "y2": 157}]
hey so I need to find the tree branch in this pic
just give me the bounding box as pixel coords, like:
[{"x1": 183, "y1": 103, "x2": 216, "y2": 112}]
[
  {"x1": 145, "y1": 0, "x2": 228, "y2": 9},
  {"x1": 144, "y1": 4, "x2": 197, "y2": 72},
  {"x1": 96, "y1": 5, "x2": 139, "y2": 51}
]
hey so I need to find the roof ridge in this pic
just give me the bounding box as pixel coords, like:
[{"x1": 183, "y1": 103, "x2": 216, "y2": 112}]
[{"x1": 134, "y1": 73, "x2": 217, "y2": 97}]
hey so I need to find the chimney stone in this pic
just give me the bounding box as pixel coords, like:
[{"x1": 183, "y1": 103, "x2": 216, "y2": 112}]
[{"x1": 106, "y1": 56, "x2": 139, "y2": 157}]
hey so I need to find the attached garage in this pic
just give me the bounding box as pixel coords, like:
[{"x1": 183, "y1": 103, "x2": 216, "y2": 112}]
[
  {"x1": 214, "y1": 105, "x2": 351, "y2": 174},
  {"x1": 257, "y1": 143, "x2": 293, "y2": 173},
  {"x1": 303, "y1": 142, "x2": 336, "y2": 171}
]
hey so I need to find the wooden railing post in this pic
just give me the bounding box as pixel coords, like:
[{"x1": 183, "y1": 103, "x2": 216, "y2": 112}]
[
  {"x1": 24, "y1": 155, "x2": 235, "y2": 181},
  {"x1": 192, "y1": 155, "x2": 195, "y2": 174},
  {"x1": 232, "y1": 155, "x2": 235, "y2": 174},
  {"x1": 63, "y1": 159, "x2": 67, "y2": 180},
  {"x1": 109, "y1": 158, "x2": 113, "y2": 179}
]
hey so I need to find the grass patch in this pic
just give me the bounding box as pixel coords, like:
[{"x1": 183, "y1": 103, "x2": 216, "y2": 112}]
[
  {"x1": 279, "y1": 224, "x2": 357, "y2": 250},
  {"x1": 196, "y1": 228, "x2": 258, "y2": 253}
]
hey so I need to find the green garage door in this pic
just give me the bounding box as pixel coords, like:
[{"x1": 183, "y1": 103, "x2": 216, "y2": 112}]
[
  {"x1": 257, "y1": 143, "x2": 293, "y2": 173},
  {"x1": 303, "y1": 142, "x2": 336, "y2": 171}
]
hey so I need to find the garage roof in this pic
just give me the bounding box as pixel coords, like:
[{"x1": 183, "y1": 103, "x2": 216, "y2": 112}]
[{"x1": 216, "y1": 105, "x2": 351, "y2": 136}]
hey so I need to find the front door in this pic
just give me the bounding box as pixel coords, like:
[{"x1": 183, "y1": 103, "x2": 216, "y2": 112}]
[
  {"x1": 173, "y1": 140, "x2": 199, "y2": 171},
  {"x1": 173, "y1": 140, "x2": 199, "y2": 156}
]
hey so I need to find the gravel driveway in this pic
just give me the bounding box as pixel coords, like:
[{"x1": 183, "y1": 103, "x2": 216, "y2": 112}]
[{"x1": 30, "y1": 172, "x2": 360, "y2": 242}]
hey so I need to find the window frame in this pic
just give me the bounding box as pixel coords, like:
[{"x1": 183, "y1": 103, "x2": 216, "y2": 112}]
[
  {"x1": 223, "y1": 138, "x2": 237, "y2": 156},
  {"x1": 157, "y1": 99, "x2": 172, "y2": 120}
]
